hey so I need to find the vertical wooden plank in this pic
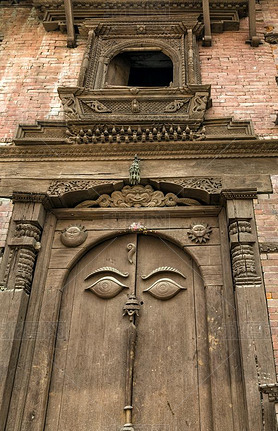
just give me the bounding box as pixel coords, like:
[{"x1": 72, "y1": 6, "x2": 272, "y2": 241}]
[
  {"x1": 5, "y1": 213, "x2": 57, "y2": 431},
  {"x1": 134, "y1": 235, "x2": 200, "y2": 430},
  {"x1": 206, "y1": 284, "x2": 235, "y2": 430},
  {"x1": 225, "y1": 196, "x2": 276, "y2": 430},
  {"x1": 0, "y1": 290, "x2": 29, "y2": 431},
  {"x1": 22, "y1": 234, "x2": 136, "y2": 431},
  {"x1": 219, "y1": 208, "x2": 248, "y2": 430},
  {"x1": 193, "y1": 267, "x2": 213, "y2": 431}
]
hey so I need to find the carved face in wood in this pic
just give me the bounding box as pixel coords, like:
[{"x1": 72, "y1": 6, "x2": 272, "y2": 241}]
[{"x1": 60, "y1": 225, "x2": 88, "y2": 247}]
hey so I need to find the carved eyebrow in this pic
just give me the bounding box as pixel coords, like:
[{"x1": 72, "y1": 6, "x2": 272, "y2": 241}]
[
  {"x1": 141, "y1": 267, "x2": 186, "y2": 280},
  {"x1": 85, "y1": 267, "x2": 129, "y2": 280}
]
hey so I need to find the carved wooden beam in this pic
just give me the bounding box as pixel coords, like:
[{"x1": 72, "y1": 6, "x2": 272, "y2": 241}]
[
  {"x1": 247, "y1": 0, "x2": 260, "y2": 47},
  {"x1": 64, "y1": 0, "x2": 76, "y2": 48},
  {"x1": 202, "y1": 0, "x2": 212, "y2": 46}
]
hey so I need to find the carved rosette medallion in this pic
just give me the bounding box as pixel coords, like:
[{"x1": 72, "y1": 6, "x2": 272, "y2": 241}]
[
  {"x1": 187, "y1": 223, "x2": 212, "y2": 243},
  {"x1": 60, "y1": 225, "x2": 88, "y2": 247}
]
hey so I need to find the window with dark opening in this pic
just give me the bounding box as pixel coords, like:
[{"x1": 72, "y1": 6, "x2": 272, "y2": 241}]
[{"x1": 106, "y1": 50, "x2": 173, "y2": 87}]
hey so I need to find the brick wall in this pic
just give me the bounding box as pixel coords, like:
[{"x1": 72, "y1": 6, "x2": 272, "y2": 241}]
[
  {"x1": 254, "y1": 176, "x2": 278, "y2": 376},
  {"x1": 0, "y1": 7, "x2": 85, "y2": 143},
  {"x1": 199, "y1": 1, "x2": 278, "y2": 136}
]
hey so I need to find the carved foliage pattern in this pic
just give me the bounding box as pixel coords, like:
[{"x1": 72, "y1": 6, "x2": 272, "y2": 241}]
[
  {"x1": 47, "y1": 177, "x2": 222, "y2": 197},
  {"x1": 75, "y1": 185, "x2": 201, "y2": 208}
]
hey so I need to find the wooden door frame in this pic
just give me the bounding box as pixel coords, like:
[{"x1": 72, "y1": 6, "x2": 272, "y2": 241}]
[{"x1": 1, "y1": 191, "x2": 276, "y2": 430}]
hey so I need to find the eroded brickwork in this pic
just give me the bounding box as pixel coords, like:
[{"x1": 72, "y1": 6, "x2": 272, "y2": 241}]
[
  {"x1": 0, "y1": 7, "x2": 85, "y2": 143},
  {"x1": 199, "y1": 4, "x2": 278, "y2": 136},
  {"x1": 254, "y1": 176, "x2": 278, "y2": 376}
]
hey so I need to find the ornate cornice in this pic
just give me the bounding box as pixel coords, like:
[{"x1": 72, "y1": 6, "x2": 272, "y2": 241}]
[
  {"x1": 221, "y1": 189, "x2": 257, "y2": 200},
  {"x1": 12, "y1": 192, "x2": 52, "y2": 209},
  {"x1": 1, "y1": 140, "x2": 278, "y2": 162}
]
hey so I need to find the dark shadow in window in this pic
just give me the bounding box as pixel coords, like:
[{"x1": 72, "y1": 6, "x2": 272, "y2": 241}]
[{"x1": 106, "y1": 50, "x2": 173, "y2": 87}]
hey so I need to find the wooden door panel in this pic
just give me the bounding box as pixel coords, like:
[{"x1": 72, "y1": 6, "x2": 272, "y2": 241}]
[
  {"x1": 133, "y1": 235, "x2": 200, "y2": 430},
  {"x1": 45, "y1": 233, "x2": 211, "y2": 431},
  {"x1": 45, "y1": 234, "x2": 137, "y2": 431}
]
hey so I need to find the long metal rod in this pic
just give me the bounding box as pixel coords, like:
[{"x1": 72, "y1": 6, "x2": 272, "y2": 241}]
[
  {"x1": 202, "y1": 0, "x2": 212, "y2": 46},
  {"x1": 64, "y1": 0, "x2": 76, "y2": 48}
]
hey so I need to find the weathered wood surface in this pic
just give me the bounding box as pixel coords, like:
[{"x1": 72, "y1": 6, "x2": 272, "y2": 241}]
[
  {"x1": 5, "y1": 214, "x2": 57, "y2": 431},
  {"x1": 133, "y1": 235, "x2": 201, "y2": 429},
  {"x1": 218, "y1": 208, "x2": 247, "y2": 430},
  {"x1": 227, "y1": 198, "x2": 276, "y2": 430},
  {"x1": 0, "y1": 290, "x2": 29, "y2": 431},
  {"x1": 44, "y1": 235, "x2": 136, "y2": 431}
]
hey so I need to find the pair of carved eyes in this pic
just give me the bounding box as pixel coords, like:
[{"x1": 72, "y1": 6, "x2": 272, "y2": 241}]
[{"x1": 85, "y1": 266, "x2": 186, "y2": 300}]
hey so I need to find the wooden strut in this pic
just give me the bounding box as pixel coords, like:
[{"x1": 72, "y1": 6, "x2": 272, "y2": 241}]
[
  {"x1": 247, "y1": 0, "x2": 261, "y2": 47},
  {"x1": 202, "y1": 0, "x2": 212, "y2": 47},
  {"x1": 64, "y1": 0, "x2": 76, "y2": 48}
]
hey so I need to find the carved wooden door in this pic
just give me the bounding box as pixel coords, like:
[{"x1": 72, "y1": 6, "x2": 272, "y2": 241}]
[{"x1": 45, "y1": 233, "x2": 209, "y2": 431}]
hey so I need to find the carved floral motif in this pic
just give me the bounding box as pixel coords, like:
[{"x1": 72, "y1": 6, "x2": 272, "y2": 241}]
[
  {"x1": 187, "y1": 223, "x2": 212, "y2": 243},
  {"x1": 60, "y1": 225, "x2": 88, "y2": 247},
  {"x1": 61, "y1": 96, "x2": 80, "y2": 120},
  {"x1": 75, "y1": 185, "x2": 201, "y2": 208},
  {"x1": 164, "y1": 99, "x2": 189, "y2": 113}
]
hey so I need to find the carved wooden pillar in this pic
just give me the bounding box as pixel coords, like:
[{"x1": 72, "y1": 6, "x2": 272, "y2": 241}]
[
  {"x1": 78, "y1": 29, "x2": 95, "y2": 86},
  {"x1": 0, "y1": 192, "x2": 49, "y2": 430},
  {"x1": 223, "y1": 189, "x2": 276, "y2": 430}
]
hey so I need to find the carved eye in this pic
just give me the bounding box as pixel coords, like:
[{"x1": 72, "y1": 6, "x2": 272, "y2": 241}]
[
  {"x1": 86, "y1": 276, "x2": 129, "y2": 299},
  {"x1": 143, "y1": 278, "x2": 186, "y2": 300}
]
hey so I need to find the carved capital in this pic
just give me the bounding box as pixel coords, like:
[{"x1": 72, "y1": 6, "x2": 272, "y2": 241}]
[{"x1": 12, "y1": 192, "x2": 52, "y2": 209}]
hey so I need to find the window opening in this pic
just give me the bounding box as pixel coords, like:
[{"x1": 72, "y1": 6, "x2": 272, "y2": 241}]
[{"x1": 106, "y1": 50, "x2": 173, "y2": 87}]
